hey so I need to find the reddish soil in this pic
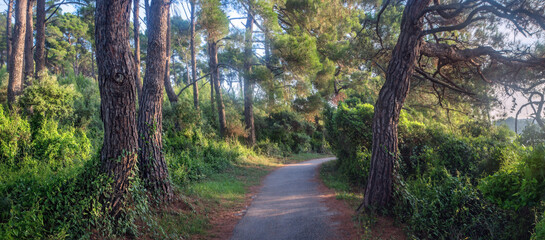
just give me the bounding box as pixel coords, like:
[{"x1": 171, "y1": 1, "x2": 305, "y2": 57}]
[
  {"x1": 199, "y1": 184, "x2": 263, "y2": 240},
  {"x1": 369, "y1": 215, "x2": 407, "y2": 240},
  {"x1": 196, "y1": 166, "x2": 280, "y2": 240},
  {"x1": 314, "y1": 168, "x2": 361, "y2": 240},
  {"x1": 315, "y1": 166, "x2": 407, "y2": 240}
]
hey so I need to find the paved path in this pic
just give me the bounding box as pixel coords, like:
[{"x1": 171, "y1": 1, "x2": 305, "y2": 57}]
[{"x1": 231, "y1": 157, "x2": 341, "y2": 240}]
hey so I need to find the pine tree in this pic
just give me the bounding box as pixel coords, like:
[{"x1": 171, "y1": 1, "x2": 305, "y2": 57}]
[
  {"x1": 137, "y1": 0, "x2": 173, "y2": 201},
  {"x1": 95, "y1": 0, "x2": 139, "y2": 218}
]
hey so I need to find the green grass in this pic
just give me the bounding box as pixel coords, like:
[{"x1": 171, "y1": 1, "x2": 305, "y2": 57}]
[{"x1": 185, "y1": 164, "x2": 271, "y2": 205}]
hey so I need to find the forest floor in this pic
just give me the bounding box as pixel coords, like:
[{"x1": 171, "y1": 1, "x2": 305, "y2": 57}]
[{"x1": 319, "y1": 160, "x2": 407, "y2": 240}]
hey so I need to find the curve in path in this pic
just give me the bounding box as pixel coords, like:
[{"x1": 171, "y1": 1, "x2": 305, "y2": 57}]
[{"x1": 231, "y1": 157, "x2": 342, "y2": 240}]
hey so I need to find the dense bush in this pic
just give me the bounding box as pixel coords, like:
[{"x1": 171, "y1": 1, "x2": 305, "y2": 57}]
[
  {"x1": 0, "y1": 107, "x2": 32, "y2": 167},
  {"x1": 0, "y1": 107, "x2": 90, "y2": 171},
  {"x1": 394, "y1": 167, "x2": 529, "y2": 240},
  {"x1": 0, "y1": 156, "x2": 152, "y2": 239},
  {"x1": 479, "y1": 145, "x2": 545, "y2": 211},
  {"x1": 255, "y1": 110, "x2": 317, "y2": 154},
  {"x1": 519, "y1": 123, "x2": 545, "y2": 147},
  {"x1": 18, "y1": 74, "x2": 78, "y2": 121},
  {"x1": 323, "y1": 101, "x2": 373, "y2": 185}
]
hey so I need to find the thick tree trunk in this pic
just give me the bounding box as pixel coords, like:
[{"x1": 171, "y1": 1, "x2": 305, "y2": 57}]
[
  {"x1": 190, "y1": 0, "x2": 199, "y2": 110},
  {"x1": 134, "y1": 0, "x2": 142, "y2": 97},
  {"x1": 95, "y1": 0, "x2": 139, "y2": 218},
  {"x1": 164, "y1": 11, "x2": 178, "y2": 103},
  {"x1": 34, "y1": 0, "x2": 45, "y2": 78},
  {"x1": 243, "y1": 13, "x2": 256, "y2": 145},
  {"x1": 24, "y1": 0, "x2": 34, "y2": 84},
  {"x1": 6, "y1": 0, "x2": 13, "y2": 71},
  {"x1": 361, "y1": 0, "x2": 431, "y2": 210},
  {"x1": 7, "y1": 0, "x2": 28, "y2": 108},
  {"x1": 137, "y1": 0, "x2": 173, "y2": 201},
  {"x1": 210, "y1": 41, "x2": 226, "y2": 138}
]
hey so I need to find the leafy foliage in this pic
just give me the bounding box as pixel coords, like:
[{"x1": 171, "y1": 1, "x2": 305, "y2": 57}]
[{"x1": 323, "y1": 101, "x2": 373, "y2": 185}]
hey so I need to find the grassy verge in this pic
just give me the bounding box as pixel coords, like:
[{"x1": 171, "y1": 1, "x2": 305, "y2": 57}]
[
  {"x1": 319, "y1": 160, "x2": 363, "y2": 208},
  {"x1": 319, "y1": 160, "x2": 407, "y2": 240},
  {"x1": 150, "y1": 152, "x2": 331, "y2": 239}
]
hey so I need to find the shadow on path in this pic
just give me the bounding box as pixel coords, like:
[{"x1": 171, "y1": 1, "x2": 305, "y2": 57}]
[{"x1": 231, "y1": 157, "x2": 340, "y2": 240}]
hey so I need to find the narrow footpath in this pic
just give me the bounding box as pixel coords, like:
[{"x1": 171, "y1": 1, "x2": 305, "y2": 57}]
[{"x1": 231, "y1": 157, "x2": 347, "y2": 240}]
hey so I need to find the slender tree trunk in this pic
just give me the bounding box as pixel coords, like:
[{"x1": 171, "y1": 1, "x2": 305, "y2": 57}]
[
  {"x1": 34, "y1": 0, "x2": 45, "y2": 78},
  {"x1": 210, "y1": 41, "x2": 226, "y2": 138},
  {"x1": 264, "y1": 28, "x2": 270, "y2": 65},
  {"x1": 91, "y1": 49, "x2": 96, "y2": 80},
  {"x1": 7, "y1": 0, "x2": 28, "y2": 108},
  {"x1": 95, "y1": 0, "x2": 139, "y2": 218},
  {"x1": 186, "y1": 61, "x2": 190, "y2": 85},
  {"x1": 6, "y1": 0, "x2": 14, "y2": 71},
  {"x1": 164, "y1": 10, "x2": 178, "y2": 103},
  {"x1": 243, "y1": 13, "x2": 256, "y2": 145},
  {"x1": 138, "y1": 0, "x2": 173, "y2": 201},
  {"x1": 134, "y1": 0, "x2": 142, "y2": 97},
  {"x1": 24, "y1": 0, "x2": 34, "y2": 84},
  {"x1": 209, "y1": 44, "x2": 215, "y2": 120},
  {"x1": 239, "y1": 73, "x2": 243, "y2": 99},
  {"x1": 190, "y1": 0, "x2": 199, "y2": 110},
  {"x1": 361, "y1": 0, "x2": 431, "y2": 210},
  {"x1": 144, "y1": 0, "x2": 150, "y2": 24}
]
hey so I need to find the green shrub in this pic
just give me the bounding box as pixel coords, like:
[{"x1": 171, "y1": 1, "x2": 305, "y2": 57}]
[
  {"x1": 519, "y1": 123, "x2": 545, "y2": 147},
  {"x1": 0, "y1": 155, "x2": 155, "y2": 239},
  {"x1": 255, "y1": 139, "x2": 285, "y2": 157},
  {"x1": 1, "y1": 157, "x2": 107, "y2": 239},
  {"x1": 0, "y1": 107, "x2": 32, "y2": 168},
  {"x1": 255, "y1": 110, "x2": 316, "y2": 153},
  {"x1": 19, "y1": 73, "x2": 77, "y2": 121},
  {"x1": 31, "y1": 119, "x2": 91, "y2": 170},
  {"x1": 165, "y1": 129, "x2": 250, "y2": 185},
  {"x1": 435, "y1": 136, "x2": 477, "y2": 176},
  {"x1": 479, "y1": 145, "x2": 545, "y2": 211},
  {"x1": 323, "y1": 101, "x2": 373, "y2": 185},
  {"x1": 59, "y1": 74, "x2": 103, "y2": 148},
  {"x1": 395, "y1": 167, "x2": 527, "y2": 239},
  {"x1": 532, "y1": 212, "x2": 545, "y2": 240}
]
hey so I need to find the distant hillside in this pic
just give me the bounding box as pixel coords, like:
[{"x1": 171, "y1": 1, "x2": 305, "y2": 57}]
[{"x1": 495, "y1": 117, "x2": 534, "y2": 134}]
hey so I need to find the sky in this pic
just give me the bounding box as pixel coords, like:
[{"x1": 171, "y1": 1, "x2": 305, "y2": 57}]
[{"x1": 0, "y1": 1, "x2": 541, "y2": 120}]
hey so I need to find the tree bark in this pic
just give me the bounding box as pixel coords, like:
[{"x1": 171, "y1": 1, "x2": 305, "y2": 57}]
[
  {"x1": 7, "y1": 0, "x2": 28, "y2": 108},
  {"x1": 34, "y1": 0, "x2": 45, "y2": 78},
  {"x1": 362, "y1": 0, "x2": 431, "y2": 210},
  {"x1": 137, "y1": 0, "x2": 173, "y2": 201},
  {"x1": 209, "y1": 41, "x2": 226, "y2": 138},
  {"x1": 95, "y1": 0, "x2": 139, "y2": 218},
  {"x1": 190, "y1": 0, "x2": 199, "y2": 110},
  {"x1": 24, "y1": 0, "x2": 34, "y2": 84},
  {"x1": 209, "y1": 45, "x2": 215, "y2": 120},
  {"x1": 6, "y1": 0, "x2": 13, "y2": 71},
  {"x1": 243, "y1": 13, "x2": 256, "y2": 145},
  {"x1": 134, "y1": 0, "x2": 142, "y2": 97},
  {"x1": 164, "y1": 10, "x2": 178, "y2": 103}
]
